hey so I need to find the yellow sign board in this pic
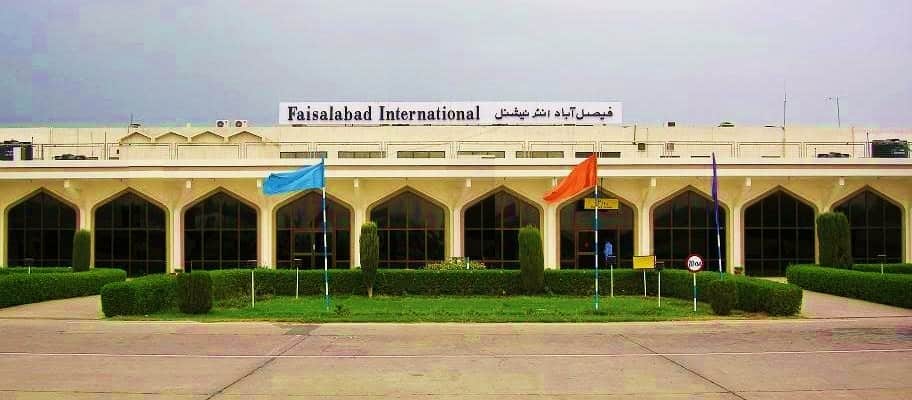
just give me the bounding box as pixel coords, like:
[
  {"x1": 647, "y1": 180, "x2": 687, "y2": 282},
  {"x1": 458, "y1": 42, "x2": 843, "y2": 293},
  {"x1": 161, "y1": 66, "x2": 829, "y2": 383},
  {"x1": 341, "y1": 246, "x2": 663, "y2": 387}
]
[
  {"x1": 583, "y1": 198, "x2": 619, "y2": 210},
  {"x1": 633, "y1": 255, "x2": 656, "y2": 270}
]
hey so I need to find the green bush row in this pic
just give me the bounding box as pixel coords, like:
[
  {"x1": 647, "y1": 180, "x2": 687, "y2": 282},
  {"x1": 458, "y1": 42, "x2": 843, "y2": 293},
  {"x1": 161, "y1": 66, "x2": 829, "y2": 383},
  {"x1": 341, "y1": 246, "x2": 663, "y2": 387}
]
[
  {"x1": 205, "y1": 268, "x2": 801, "y2": 315},
  {"x1": 787, "y1": 265, "x2": 912, "y2": 308},
  {"x1": 0, "y1": 268, "x2": 126, "y2": 308},
  {"x1": 100, "y1": 274, "x2": 177, "y2": 317},
  {"x1": 851, "y1": 264, "x2": 912, "y2": 274}
]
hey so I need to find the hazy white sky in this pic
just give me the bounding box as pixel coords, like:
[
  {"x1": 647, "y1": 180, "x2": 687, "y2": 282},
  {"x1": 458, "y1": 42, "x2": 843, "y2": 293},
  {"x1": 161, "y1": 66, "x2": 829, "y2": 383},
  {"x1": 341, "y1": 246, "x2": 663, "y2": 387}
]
[{"x1": 1, "y1": 0, "x2": 910, "y2": 127}]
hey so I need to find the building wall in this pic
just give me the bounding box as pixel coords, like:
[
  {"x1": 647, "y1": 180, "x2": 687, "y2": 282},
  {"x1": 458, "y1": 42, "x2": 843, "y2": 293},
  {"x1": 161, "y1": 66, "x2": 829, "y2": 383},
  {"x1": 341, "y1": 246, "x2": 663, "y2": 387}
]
[{"x1": 2, "y1": 176, "x2": 910, "y2": 270}]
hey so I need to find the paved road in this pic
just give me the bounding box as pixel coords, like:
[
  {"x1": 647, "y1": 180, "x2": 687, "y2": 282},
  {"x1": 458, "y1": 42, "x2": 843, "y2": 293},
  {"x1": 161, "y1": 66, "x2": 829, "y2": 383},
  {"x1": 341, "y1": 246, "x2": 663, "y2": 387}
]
[{"x1": 0, "y1": 314, "x2": 910, "y2": 399}]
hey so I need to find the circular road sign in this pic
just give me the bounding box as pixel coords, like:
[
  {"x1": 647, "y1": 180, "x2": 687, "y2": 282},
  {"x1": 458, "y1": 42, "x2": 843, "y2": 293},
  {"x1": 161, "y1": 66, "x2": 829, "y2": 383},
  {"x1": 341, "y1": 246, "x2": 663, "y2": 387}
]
[{"x1": 686, "y1": 254, "x2": 704, "y2": 273}]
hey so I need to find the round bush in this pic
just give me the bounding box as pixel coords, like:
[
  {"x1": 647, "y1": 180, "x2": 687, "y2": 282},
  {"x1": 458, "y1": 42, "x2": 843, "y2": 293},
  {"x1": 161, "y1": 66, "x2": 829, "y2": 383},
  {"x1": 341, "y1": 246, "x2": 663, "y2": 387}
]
[
  {"x1": 705, "y1": 279, "x2": 737, "y2": 315},
  {"x1": 176, "y1": 271, "x2": 213, "y2": 314}
]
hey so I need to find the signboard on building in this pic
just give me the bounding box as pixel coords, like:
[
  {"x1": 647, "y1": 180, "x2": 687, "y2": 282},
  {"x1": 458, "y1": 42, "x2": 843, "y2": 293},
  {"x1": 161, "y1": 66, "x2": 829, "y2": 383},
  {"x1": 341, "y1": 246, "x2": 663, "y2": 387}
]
[
  {"x1": 279, "y1": 102, "x2": 622, "y2": 126},
  {"x1": 583, "y1": 198, "x2": 619, "y2": 210}
]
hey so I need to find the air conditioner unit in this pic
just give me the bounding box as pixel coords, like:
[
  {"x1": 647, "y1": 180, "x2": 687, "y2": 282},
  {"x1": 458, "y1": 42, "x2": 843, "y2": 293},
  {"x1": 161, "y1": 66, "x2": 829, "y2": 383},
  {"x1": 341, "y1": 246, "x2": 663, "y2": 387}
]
[
  {"x1": 215, "y1": 120, "x2": 230, "y2": 128},
  {"x1": 666, "y1": 121, "x2": 676, "y2": 127},
  {"x1": 234, "y1": 120, "x2": 248, "y2": 128},
  {"x1": 637, "y1": 143, "x2": 646, "y2": 151}
]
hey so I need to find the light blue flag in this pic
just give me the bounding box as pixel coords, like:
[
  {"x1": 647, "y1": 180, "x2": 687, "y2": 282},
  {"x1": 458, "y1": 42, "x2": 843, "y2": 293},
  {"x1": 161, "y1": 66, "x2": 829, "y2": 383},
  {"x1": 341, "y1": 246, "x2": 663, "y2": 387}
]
[{"x1": 262, "y1": 160, "x2": 325, "y2": 195}]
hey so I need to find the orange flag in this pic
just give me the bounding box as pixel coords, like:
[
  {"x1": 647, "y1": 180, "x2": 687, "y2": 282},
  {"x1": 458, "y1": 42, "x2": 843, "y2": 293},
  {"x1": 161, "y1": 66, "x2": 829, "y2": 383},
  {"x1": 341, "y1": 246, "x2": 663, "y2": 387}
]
[{"x1": 543, "y1": 154, "x2": 598, "y2": 203}]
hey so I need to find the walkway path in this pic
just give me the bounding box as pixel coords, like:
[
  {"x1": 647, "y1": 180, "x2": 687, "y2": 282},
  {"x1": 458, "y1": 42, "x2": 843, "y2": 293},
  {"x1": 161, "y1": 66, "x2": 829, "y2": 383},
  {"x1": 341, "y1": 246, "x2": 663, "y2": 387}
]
[
  {"x1": 800, "y1": 290, "x2": 912, "y2": 318},
  {"x1": 0, "y1": 295, "x2": 102, "y2": 320}
]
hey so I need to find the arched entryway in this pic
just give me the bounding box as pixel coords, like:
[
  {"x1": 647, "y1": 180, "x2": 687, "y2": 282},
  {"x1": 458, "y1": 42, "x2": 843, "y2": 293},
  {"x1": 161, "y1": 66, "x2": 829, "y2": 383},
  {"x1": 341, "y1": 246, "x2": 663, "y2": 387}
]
[
  {"x1": 275, "y1": 191, "x2": 351, "y2": 269},
  {"x1": 559, "y1": 189, "x2": 635, "y2": 268}
]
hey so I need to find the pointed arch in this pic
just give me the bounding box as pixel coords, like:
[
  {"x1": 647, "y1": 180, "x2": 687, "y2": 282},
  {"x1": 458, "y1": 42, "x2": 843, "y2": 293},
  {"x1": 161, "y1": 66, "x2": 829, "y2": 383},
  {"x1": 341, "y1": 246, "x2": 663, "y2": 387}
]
[
  {"x1": 462, "y1": 186, "x2": 543, "y2": 269},
  {"x1": 190, "y1": 131, "x2": 225, "y2": 144},
  {"x1": 651, "y1": 186, "x2": 727, "y2": 271},
  {"x1": 832, "y1": 186, "x2": 904, "y2": 264},
  {"x1": 154, "y1": 132, "x2": 189, "y2": 144},
  {"x1": 274, "y1": 190, "x2": 353, "y2": 269},
  {"x1": 367, "y1": 187, "x2": 448, "y2": 268},
  {"x1": 557, "y1": 187, "x2": 637, "y2": 269},
  {"x1": 742, "y1": 187, "x2": 817, "y2": 276},
  {"x1": 119, "y1": 131, "x2": 152, "y2": 143},
  {"x1": 6, "y1": 188, "x2": 79, "y2": 267},
  {"x1": 182, "y1": 188, "x2": 259, "y2": 270},
  {"x1": 227, "y1": 131, "x2": 263, "y2": 143},
  {"x1": 93, "y1": 188, "x2": 168, "y2": 277}
]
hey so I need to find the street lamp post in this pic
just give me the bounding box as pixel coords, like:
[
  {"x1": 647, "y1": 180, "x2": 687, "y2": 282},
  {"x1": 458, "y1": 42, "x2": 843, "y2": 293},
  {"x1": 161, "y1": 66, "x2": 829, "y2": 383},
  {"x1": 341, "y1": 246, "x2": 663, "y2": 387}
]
[{"x1": 826, "y1": 96, "x2": 841, "y2": 127}]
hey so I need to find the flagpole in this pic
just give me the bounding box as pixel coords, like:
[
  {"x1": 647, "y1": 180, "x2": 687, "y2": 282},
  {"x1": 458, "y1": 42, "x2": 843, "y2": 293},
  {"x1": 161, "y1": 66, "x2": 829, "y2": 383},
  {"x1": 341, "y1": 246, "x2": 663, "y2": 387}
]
[
  {"x1": 322, "y1": 185, "x2": 330, "y2": 308},
  {"x1": 593, "y1": 155, "x2": 599, "y2": 311},
  {"x1": 712, "y1": 153, "x2": 723, "y2": 279}
]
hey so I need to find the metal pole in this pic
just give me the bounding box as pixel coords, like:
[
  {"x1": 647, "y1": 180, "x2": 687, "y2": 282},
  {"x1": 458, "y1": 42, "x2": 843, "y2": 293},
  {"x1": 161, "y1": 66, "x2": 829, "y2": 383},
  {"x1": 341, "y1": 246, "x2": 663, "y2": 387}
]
[
  {"x1": 594, "y1": 181, "x2": 599, "y2": 311},
  {"x1": 251, "y1": 269, "x2": 255, "y2": 308},
  {"x1": 836, "y1": 96, "x2": 841, "y2": 127},
  {"x1": 658, "y1": 270, "x2": 661, "y2": 307},
  {"x1": 610, "y1": 258, "x2": 614, "y2": 298},
  {"x1": 322, "y1": 186, "x2": 330, "y2": 308},
  {"x1": 643, "y1": 270, "x2": 647, "y2": 297},
  {"x1": 693, "y1": 273, "x2": 697, "y2": 312},
  {"x1": 296, "y1": 266, "x2": 299, "y2": 299}
]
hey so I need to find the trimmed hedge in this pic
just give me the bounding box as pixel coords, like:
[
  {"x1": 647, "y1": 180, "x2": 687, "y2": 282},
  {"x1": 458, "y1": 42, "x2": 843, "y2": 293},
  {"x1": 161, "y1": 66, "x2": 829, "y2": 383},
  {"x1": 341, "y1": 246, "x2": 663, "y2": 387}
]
[
  {"x1": 706, "y1": 279, "x2": 737, "y2": 315},
  {"x1": 100, "y1": 274, "x2": 177, "y2": 317},
  {"x1": 852, "y1": 264, "x2": 912, "y2": 274},
  {"x1": 0, "y1": 268, "x2": 126, "y2": 308},
  {"x1": 205, "y1": 268, "x2": 802, "y2": 315},
  {"x1": 176, "y1": 271, "x2": 213, "y2": 314},
  {"x1": 787, "y1": 265, "x2": 912, "y2": 308},
  {"x1": 817, "y1": 212, "x2": 852, "y2": 269},
  {"x1": 72, "y1": 230, "x2": 92, "y2": 272}
]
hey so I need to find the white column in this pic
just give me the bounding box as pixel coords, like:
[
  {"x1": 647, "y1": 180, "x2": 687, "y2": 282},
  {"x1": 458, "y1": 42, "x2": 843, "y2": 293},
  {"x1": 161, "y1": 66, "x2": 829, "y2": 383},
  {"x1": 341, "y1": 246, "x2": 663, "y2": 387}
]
[
  {"x1": 906, "y1": 201, "x2": 912, "y2": 264},
  {"x1": 729, "y1": 204, "x2": 742, "y2": 273},
  {"x1": 169, "y1": 209, "x2": 182, "y2": 273},
  {"x1": 259, "y1": 203, "x2": 274, "y2": 268},
  {"x1": 637, "y1": 203, "x2": 652, "y2": 256},
  {"x1": 450, "y1": 207, "x2": 463, "y2": 258},
  {"x1": 544, "y1": 203, "x2": 559, "y2": 269},
  {"x1": 351, "y1": 205, "x2": 365, "y2": 268}
]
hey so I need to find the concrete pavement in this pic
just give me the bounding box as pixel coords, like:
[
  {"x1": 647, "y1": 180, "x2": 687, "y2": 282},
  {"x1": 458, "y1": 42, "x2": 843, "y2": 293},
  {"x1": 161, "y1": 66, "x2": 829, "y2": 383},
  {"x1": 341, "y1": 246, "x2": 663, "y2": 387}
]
[
  {"x1": 0, "y1": 317, "x2": 909, "y2": 399},
  {"x1": 1, "y1": 292, "x2": 911, "y2": 399}
]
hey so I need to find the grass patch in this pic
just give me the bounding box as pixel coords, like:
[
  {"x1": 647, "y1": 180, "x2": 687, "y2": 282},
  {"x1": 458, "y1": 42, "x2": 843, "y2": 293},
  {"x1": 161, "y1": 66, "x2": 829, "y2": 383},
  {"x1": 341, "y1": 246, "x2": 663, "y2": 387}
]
[{"x1": 123, "y1": 295, "x2": 737, "y2": 323}]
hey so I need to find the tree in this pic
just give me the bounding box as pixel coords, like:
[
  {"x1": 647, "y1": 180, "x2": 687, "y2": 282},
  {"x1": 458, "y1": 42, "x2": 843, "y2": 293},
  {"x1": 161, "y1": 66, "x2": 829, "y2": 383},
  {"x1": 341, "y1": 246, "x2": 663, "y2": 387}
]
[
  {"x1": 72, "y1": 230, "x2": 92, "y2": 272},
  {"x1": 519, "y1": 225, "x2": 544, "y2": 294},
  {"x1": 817, "y1": 212, "x2": 853, "y2": 269},
  {"x1": 360, "y1": 221, "x2": 380, "y2": 297}
]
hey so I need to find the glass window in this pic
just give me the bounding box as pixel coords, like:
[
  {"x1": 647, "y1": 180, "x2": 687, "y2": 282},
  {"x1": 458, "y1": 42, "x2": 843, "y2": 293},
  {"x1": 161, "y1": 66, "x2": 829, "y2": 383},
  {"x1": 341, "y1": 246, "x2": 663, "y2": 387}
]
[
  {"x1": 653, "y1": 190, "x2": 726, "y2": 271},
  {"x1": 7, "y1": 191, "x2": 78, "y2": 267},
  {"x1": 94, "y1": 192, "x2": 166, "y2": 277},
  {"x1": 370, "y1": 191, "x2": 446, "y2": 268},
  {"x1": 463, "y1": 191, "x2": 540, "y2": 269},
  {"x1": 834, "y1": 190, "x2": 903, "y2": 263},
  {"x1": 743, "y1": 191, "x2": 816, "y2": 276},
  {"x1": 275, "y1": 192, "x2": 351, "y2": 269},
  {"x1": 559, "y1": 190, "x2": 635, "y2": 269},
  {"x1": 183, "y1": 191, "x2": 258, "y2": 270}
]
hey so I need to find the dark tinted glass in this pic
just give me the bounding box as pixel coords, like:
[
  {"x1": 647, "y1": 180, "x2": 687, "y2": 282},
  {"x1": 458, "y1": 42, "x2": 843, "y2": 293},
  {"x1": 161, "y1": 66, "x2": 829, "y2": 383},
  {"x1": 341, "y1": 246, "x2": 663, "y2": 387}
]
[
  {"x1": 276, "y1": 191, "x2": 351, "y2": 269},
  {"x1": 370, "y1": 191, "x2": 447, "y2": 268},
  {"x1": 834, "y1": 190, "x2": 903, "y2": 263},
  {"x1": 744, "y1": 190, "x2": 816, "y2": 276},
  {"x1": 653, "y1": 190, "x2": 726, "y2": 271},
  {"x1": 183, "y1": 191, "x2": 258, "y2": 270},
  {"x1": 7, "y1": 191, "x2": 78, "y2": 267},
  {"x1": 463, "y1": 191, "x2": 541, "y2": 269},
  {"x1": 94, "y1": 192, "x2": 166, "y2": 277},
  {"x1": 560, "y1": 189, "x2": 635, "y2": 268}
]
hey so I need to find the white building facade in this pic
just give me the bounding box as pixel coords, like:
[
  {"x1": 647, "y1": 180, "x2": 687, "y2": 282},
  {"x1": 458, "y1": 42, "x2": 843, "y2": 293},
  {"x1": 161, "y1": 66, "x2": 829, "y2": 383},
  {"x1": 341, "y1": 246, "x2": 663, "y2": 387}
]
[{"x1": 1, "y1": 123, "x2": 910, "y2": 276}]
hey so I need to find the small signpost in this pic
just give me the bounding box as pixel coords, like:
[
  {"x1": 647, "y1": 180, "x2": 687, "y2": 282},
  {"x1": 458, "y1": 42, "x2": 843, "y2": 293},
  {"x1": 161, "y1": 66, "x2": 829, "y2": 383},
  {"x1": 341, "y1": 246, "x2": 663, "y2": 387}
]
[
  {"x1": 686, "y1": 254, "x2": 704, "y2": 312},
  {"x1": 583, "y1": 198, "x2": 619, "y2": 210},
  {"x1": 633, "y1": 255, "x2": 656, "y2": 297}
]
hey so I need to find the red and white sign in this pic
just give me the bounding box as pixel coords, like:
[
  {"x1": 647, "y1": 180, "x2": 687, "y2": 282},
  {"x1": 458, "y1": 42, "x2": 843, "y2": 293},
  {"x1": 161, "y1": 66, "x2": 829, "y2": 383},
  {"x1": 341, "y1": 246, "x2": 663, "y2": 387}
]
[{"x1": 686, "y1": 254, "x2": 704, "y2": 273}]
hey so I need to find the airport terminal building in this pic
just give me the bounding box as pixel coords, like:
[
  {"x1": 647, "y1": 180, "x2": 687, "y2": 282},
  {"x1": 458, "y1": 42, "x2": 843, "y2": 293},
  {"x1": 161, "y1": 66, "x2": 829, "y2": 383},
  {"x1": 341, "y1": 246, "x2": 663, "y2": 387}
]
[{"x1": 1, "y1": 102, "x2": 910, "y2": 277}]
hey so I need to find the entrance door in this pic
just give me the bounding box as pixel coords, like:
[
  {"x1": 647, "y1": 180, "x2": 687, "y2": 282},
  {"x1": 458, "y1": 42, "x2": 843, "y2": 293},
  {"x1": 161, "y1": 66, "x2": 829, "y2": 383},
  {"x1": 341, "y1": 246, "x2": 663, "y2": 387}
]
[
  {"x1": 291, "y1": 231, "x2": 333, "y2": 269},
  {"x1": 575, "y1": 229, "x2": 618, "y2": 268}
]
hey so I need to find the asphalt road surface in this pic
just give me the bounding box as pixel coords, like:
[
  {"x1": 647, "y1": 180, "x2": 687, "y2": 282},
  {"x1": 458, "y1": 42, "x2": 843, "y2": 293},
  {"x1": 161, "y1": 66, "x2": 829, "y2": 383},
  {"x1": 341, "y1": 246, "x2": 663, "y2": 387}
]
[{"x1": 0, "y1": 314, "x2": 910, "y2": 399}]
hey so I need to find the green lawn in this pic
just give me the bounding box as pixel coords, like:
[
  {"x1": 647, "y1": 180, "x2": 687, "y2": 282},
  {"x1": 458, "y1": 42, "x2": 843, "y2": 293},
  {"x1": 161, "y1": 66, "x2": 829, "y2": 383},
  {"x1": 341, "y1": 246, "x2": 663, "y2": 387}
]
[{"x1": 127, "y1": 295, "x2": 737, "y2": 323}]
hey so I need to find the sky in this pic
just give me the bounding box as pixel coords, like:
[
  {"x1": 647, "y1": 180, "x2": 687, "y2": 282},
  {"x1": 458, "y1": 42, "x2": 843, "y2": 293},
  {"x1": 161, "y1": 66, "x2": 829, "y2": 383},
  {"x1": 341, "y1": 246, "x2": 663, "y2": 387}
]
[{"x1": 1, "y1": 0, "x2": 910, "y2": 127}]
